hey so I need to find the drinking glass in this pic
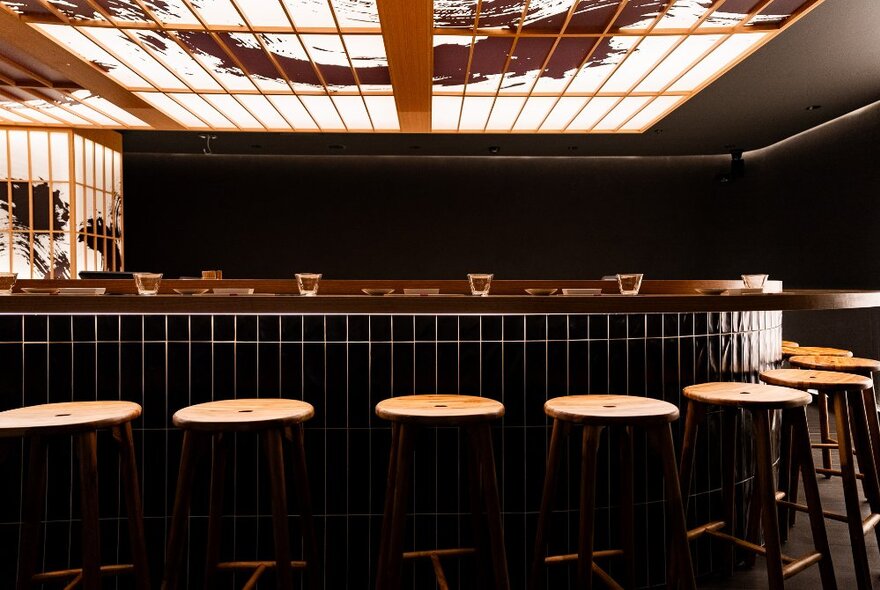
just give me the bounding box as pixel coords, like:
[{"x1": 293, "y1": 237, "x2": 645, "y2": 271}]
[
  {"x1": 742, "y1": 274, "x2": 769, "y2": 289},
  {"x1": 616, "y1": 273, "x2": 643, "y2": 295},
  {"x1": 133, "y1": 272, "x2": 162, "y2": 295},
  {"x1": 468, "y1": 273, "x2": 493, "y2": 296},
  {"x1": 0, "y1": 272, "x2": 17, "y2": 295},
  {"x1": 296, "y1": 273, "x2": 322, "y2": 296}
]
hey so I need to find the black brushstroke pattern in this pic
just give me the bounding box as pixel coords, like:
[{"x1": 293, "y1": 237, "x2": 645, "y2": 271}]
[{"x1": 0, "y1": 182, "x2": 72, "y2": 277}]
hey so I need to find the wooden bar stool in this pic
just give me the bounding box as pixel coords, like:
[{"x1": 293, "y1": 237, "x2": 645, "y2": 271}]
[
  {"x1": 780, "y1": 346, "x2": 853, "y2": 475},
  {"x1": 375, "y1": 394, "x2": 510, "y2": 590},
  {"x1": 761, "y1": 369, "x2": 880, "y2": 590},
  {"x1": 162, "y1": 399, "x2": 319, "y2": 590},
  {"x1": 0, "y1": 401, "x2": 150, "y2": 590},
  {"x1": 529, "y1": 395, "x2": 696, "y2": 590},
  {"x1": 782, "y1": 340, "x2": 800, "y2": 348},
  {"x1": 679, "y1": 383, "x2": 836, "y2": 590}
]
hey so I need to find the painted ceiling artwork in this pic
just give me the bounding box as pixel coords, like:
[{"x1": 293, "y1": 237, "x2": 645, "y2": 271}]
[{"x1": 0, "y1": 0, "x2": 824, "y2": 132}]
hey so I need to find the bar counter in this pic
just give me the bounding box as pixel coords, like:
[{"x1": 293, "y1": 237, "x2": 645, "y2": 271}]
[{"x1": 0, "y1": 280, "x2": 877, "y2": 588}]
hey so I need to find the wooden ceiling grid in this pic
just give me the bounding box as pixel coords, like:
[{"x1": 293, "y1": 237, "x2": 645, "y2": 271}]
[{"x1": 0, "y1": 0, "x2": 825, "y2": 133}]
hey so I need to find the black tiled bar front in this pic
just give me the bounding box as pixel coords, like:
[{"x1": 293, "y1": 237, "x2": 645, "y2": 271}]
[{"x1": 0, "y1": 311, "x2": 782, "y2": 589}]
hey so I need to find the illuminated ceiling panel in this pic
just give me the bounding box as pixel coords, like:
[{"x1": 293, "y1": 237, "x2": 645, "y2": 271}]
[{"x1": 0, "y1": 0, "x2": 824, "y2": 133}]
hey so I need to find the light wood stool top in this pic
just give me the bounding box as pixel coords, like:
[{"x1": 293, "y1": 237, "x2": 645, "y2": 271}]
[
  {"x1": 543, "y1": 394, "x2": 679, "y2": 425},
  {"x1": 375, "y1": 394, "x2": 504, "y2": 424},
  {"x1": 782, "y1": 345, "x2": 852, "y2": 358},
  {"x1": 789, "y1": 355, "x2": 880, "y2": 374},
  {"x1": 684, "y1": 382, "x2": 811, "y2": 409},
  {"x1": 761, "y1": 369, "x2": 873, "y2": 392},
  {"x1": 782, "y1": 340, "x2": 800, "y2": 348},
  {"x1": 173, "y1": 398, "x2": 314, "y2": 432},
  {"x1": 0, "y1": 401, "x2": 141, "y2": 438}
]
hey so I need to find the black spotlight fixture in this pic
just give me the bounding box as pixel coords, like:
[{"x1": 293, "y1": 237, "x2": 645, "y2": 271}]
[
  {"x1": 717, "y1": 148, "x2": 745, "y2": 184},
  {"x1": 488, "y1": 145, "x2": 500, "y2": 154},
  {"x1": 806, "y1": 104, "x2": 822, "y2": 111}
]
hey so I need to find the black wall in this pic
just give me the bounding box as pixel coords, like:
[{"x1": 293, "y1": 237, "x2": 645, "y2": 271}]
[{"x1": 123, "y1": 100, "x2": 880, "y2": 354}]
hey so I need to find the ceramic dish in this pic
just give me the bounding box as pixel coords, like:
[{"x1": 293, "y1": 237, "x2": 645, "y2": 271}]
[
  {"x1": 724, "y1": 288, "x2": 765, "y2": 295},
  {"x1": 362, "y1": 288, "x2": 395, "y2": 296},
  {"x1": 21, "y1": 287, "x2": 60, "y2": 295},
  {"x1": 58, "y1": 287, "x2": 106, "y2": 295},
  {"x1": 212, "y1": 288, "x2": 254, "y2": 295},
  {"x1": 173, "y1": 288, "x2": 209, "y2": 296},
  {"x1": 525, "y1": 288, "x2": 558, "y2": 296},
  {"x1": 695, "y1": 288, "x2": 727, "y2": 295},
  {"x1": 403, "y1": 288, "x2": 439, "y2": 295},
  {"x1": 561, "y1": 288, "x2": 602, "y2": 296}
]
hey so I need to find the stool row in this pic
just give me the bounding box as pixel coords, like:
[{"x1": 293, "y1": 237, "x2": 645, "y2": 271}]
[{"x1": 1, "y1": 356, "x2": 877, "y2": 590}]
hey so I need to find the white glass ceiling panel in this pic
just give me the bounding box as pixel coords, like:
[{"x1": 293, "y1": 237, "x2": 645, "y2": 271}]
[
  {"x1": 85, "y1": 27, "x2": 186, "y2": 90},
  {"x1": 35, "y1": 24, "x2": 150, "y2": 89},
  {"x1": 283, "y1": 0, "x2": 337, "y2": 29},
  {"x1": 363, "y1": 96, "x2": 398, "y2": 129},
  {"x1": 169, "y1": 93, "x2": 236, "y2": 127},
  {"x1": 432, "y1": 35, "x2": 473, "y2": 93},
  {"x1": 266, "y1": 95, "x2": 318, "y2": 129},
  {"x1": 654, "y1": 0, "x2": 714, "y2": 29},
  {"x1": 567, "y1": 36, "x2": 638, "y2": 93},
  {"x1": 226, "y1": 33, "x2": 290, "y2": 91},
  {"x1": 72, "y1": 92, "x2": 149, "y2": 126},
  {"x1": 143, "y1": 0, "x2": 200, "y2": 25},
  {"x1": 634, "y1": 34, "x2": 721, "y2": 92},
  {"x1": 331, "y1": 0, "x2": 381, "y2": 29},
  {"x1": 485, "y1": 96, "x2": 526, "y2": 131},
  {"x1": 670, "y1": 33, "x2": 767, "y2": 91},
  {"x1": 299, "y1": 95, "x2": 345, "y2": 129},
  {"x1": 232, "y1": 0, "x2": 292, "y2": 27},
  {"x1": 592, "y1": 96, "x2": 651, "y2": 130},
  {"x1": 260, "y1": 34, "x2": 324, "y2": 92},
  {"x1": 601, "y1": 36, "x2": 680, "y2": 93},
  {"x1": 566, "y1": 96, "x2": 618, "y2": 130},
  {"x1": 342, "y1": 35, "x2": 387, "y2": 66},
  {"x1": 332, "y1": 95, "x2": 372, "y2": 129},
  {"x1": 235, "y1": 94, "x2": 292, "y2": 129},
  {"x1": 301, "y1": 34, "x2": 350, "y2": 67},
  {"x1": 62, "y1": 101, "x2": 118, "y2": 126},
  {"x1": 512, "y1": 96, "x2": 556, "y2": 131},
  {"x1": 201, "y1": 94, "x2": 262, "y2": 128},
  {"x1": 540, "y1": 97, "x2": 587, "y2": 130},
  {"x1": 189, "y1": 0, "x2": 246, "y2": 27},
  {"x1": 432, "y1": 96, "x2": 462, "y2": 130},
  {"x1": 458, "y1": 96, "x2": 494, "y2": 130},
  {"x1": 130, "y1": 30, "x2": 223, "y2": 91},
  {"x1": 10, "y1": 104, "x2": 58, "y2": 124},
  {"x1": 621, "y1": 95, "x2": 683, "y2": 130},
  {"x1": 0, "y1": 107, "x2": 31, "y2": 124},
  {"x1": 136, "y1": 91, "x2": 209, "y2": 127}
]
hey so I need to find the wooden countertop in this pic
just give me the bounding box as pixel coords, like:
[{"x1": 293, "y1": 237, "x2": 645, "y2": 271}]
[{"x1": 0, "y1": 280, "x2": 878, "y2": 314}]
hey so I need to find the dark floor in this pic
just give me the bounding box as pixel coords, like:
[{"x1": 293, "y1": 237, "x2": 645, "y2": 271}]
[{"x1": 699, "y1": 406, "x2": 880, "y2": 589}]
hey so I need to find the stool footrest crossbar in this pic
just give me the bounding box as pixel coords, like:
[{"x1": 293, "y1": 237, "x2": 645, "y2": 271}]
[
  {"x1": 816, "y1": 467, "x2": 863, "y2": 479},
  {"x1": 543, "y1": 548, "x2": 625, "y2": 564},
  {"x1": 695, "y1": 525, "x2": 824, "y2": 578},
  {"x1": 401, "y1": 548, "x2": 477, "y2": 590},
  {"x1": 777, "y1": 499, "x2": 849, "y2": 523},
  {"x1": 32, "y1": 564, "x2": 135, "y2": 582}
]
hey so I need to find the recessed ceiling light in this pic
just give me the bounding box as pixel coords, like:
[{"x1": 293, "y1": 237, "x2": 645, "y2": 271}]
[
  {"x1": 409, "y1": 145, "x2": 421, "y2": 150},
  {"x1": 251, "y1": 144, "x2": 262, "y2": 149},
  {"x1": 488, "y1": 146, "x2": 500, "y2": 154},
  {"x1": 653, "y1": 129, "x2": 663, "y2": 135},
  {"x1": 806, "y1": 105, "x2": 822, "y2": 111},
  {"x1": 567, "y1": 146, "x2": 579, "y2": 151}
]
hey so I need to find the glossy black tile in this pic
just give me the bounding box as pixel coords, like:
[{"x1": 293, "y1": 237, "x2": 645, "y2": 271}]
[
  {"x1": 213, "y1": 315, "x2": 234, "y2": 342},
  {"x1": 96, "y1": 315, "x2": 119, "y2": 341},
  {"x1": 24, "y1": 315, "x2": 47, "y2": 342},
  {"x1": 459, "y1": 314, "x2": 479, "y2": 341},
  {"x1": 0, "y1": 315, "x2": 21, "y2": 341},
  {"x1": 236, "y1": 315, "x2": 258, "y2": 342},
  {"x1": 503, "y1": 315, "x2": 524, "y2": 341},
  {"x1": 414, "y1": 315, "x2": 436, "y2": 341},
  {"x1": 326, "y1": 315, "x2": 347, "y2": 342},
  {"x1": 348, "y1": 315, "x2": 369, "y2": 342},
  {"x1": 48, "y1": 315, "x2": 71, "y2": 341},
  {"x1": 144, "y1": 315, "x2": 166, "y2": 341},
  {"x1": 258, "y1": 315, "x2": 281, "y2": 342},
  {"x1": 609, "y1": 314, "x2": 627, "y2": 340},
  {"x1": 526, "y1": 315, "x2": 546, "y2": 341}
]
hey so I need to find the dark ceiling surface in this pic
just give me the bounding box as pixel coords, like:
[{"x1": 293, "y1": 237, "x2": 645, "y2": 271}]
[{"x1": 123, "y1": 0, "x2": 880, "y2": 157}]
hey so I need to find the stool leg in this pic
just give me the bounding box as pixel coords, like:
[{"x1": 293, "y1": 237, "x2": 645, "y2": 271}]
[
  {"x1": 204, "y1": 433, "x2": 228, "y2": 589},
  {"x1": 819, "y1": 393, "x2": 833, "y2": 477},
  {"x1": 721, "y1": 409, "x2": 738, "y2": 573},
  {"x1": 387, "y1": 424, "x2": 415, "y2": 590},
  {"x1": 832, "y1": 391, "x2": 873, "y2": 590},
  {"x1": 163, "y1": 430, "x2": 205, "y2": 590},
  {"x1": 114, "y1": 423, "x2": 151, "y2": 590},
  {"x1": 376, "y1": 423, "x2": 401, "y2": 590},
  {"x1": 75, "y1": 431, "x2": 101, "y2": 590},
  {"x1": 847, "y1": 389, "x2": 880, "y2": 551},
  {"x1": 287, "y1": 424, "x2": 320, "y2": 590},
  {"x1": 678, "y1": 401, "x2": 706, "y2": 510},
  {"x1": 263, "y1": 428, "x2": 293, "y2": 590},
  {"x1": 790, "y1": 407, "x2": 837, "y2": 590},
  {"x1": 471, "y1": 423, "x2": 510, "y2": 590},
  {"x1": 787, "y1": 418, "x2": 802, "y2": 530},
  {"x1": 17, "y1": 436, "x2": 46, "y2": 590},
  {"x1": 753, "y1": 409, "x2": 784, "y2": 590},
  {"x1": 528, "y1": 419, "x2": 565, "y2": 590},
  {"x1": 619, "y1": 426, "x2": 635, "y2": 590},
  {"x1": 647, "y1": 424, "x2": 696, "y2": 590},
  {"x1": 777, "y1": 409, "x2": 792, "y2": 543},
  {"x1": 577, "y1": 425, "x2": 603, "y2": 590},
  {"x1": 861, "y1": 386, "x2": 880, "y2": 499},
  {"x1": 466, "y1": 427, "x2": 490, "y2": 589}
]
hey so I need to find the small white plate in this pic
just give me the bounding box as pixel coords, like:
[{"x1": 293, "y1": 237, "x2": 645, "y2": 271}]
[
  {"x1": 59, "y1": 287, "x2": 106, "y2": 295},
  {"x1": 724, "y1": 288, "x2": 765, "y2": 295},
  {"x1": 21, "y1": 287, "x2": 60, "y2": 295},
  {"x1": 561, "y1": 288, "x2": 602, "y2": 296},
  {"x1": 695, "y1": 288, "x2": 727, "y2": 295},
  {"x1": 174, "y1": 288, "x2": 209, "y2": 296},
  {"x1": 403, "y1": 288, "x2": 439, "y2": 295},
  {"x1": 213, "y1": 288, "x2": 254, "y2": 295},
  {"x1": 525, "y1": 288, "x2": 558, "y2": 296},
  {"x1": 362, "y1": 288, "x2": 394, "y2": 296}
]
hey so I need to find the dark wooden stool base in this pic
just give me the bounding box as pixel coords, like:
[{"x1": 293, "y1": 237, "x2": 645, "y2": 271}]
[
  {"x1": 0, "y1": 401, "x2": 150, "y2": 590},
  {"x1": 162, "y1": 399, "x2": 319, "y2": 590},
  {"x1": 375, "y1": 395, "x2": 509, "y2": 590},
  {"x1": 680, "y1": 383, "x2": 837, "y2": 590},
  {"x1": 529, "y1": 395, "x2": 695, "y2": 590}
]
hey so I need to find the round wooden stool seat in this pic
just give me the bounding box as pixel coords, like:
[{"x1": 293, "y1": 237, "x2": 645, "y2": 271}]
[
  {"x1": 782, "y1": 345, "x2": 852, "y2": 358},
  {"x1": 684, "y1": 382, "x2": 811, "y2": 409},
  {"x1": 543, "y1": 394, "x2": 679, "y2": 425},
  {"x1": 789, "y1": 355, "x2": 880, "y2": 373},
  {"x1": 172, "y1": 398, "x2": 314, "y2": 432},
  {"x1": 375, "y1": 394, "x2": 504, "y2": 424},
  {"x1": 761, "y1": 369, "x2": 872, "y2": 392},
  {"x1": 782, "y1": 340, "x2": 800, "y2": 348},
  {"x1": 0, "y1": 401, "x2": 141, "y2": 437}
]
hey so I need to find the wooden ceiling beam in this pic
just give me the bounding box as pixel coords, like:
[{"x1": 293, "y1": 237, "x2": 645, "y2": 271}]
[
  {"x1": 376, "y1": 0, "x2": 432, "y2": 132},
  {"x1": 0, "y1": 8, "x2": 182, "y2": 129}
]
